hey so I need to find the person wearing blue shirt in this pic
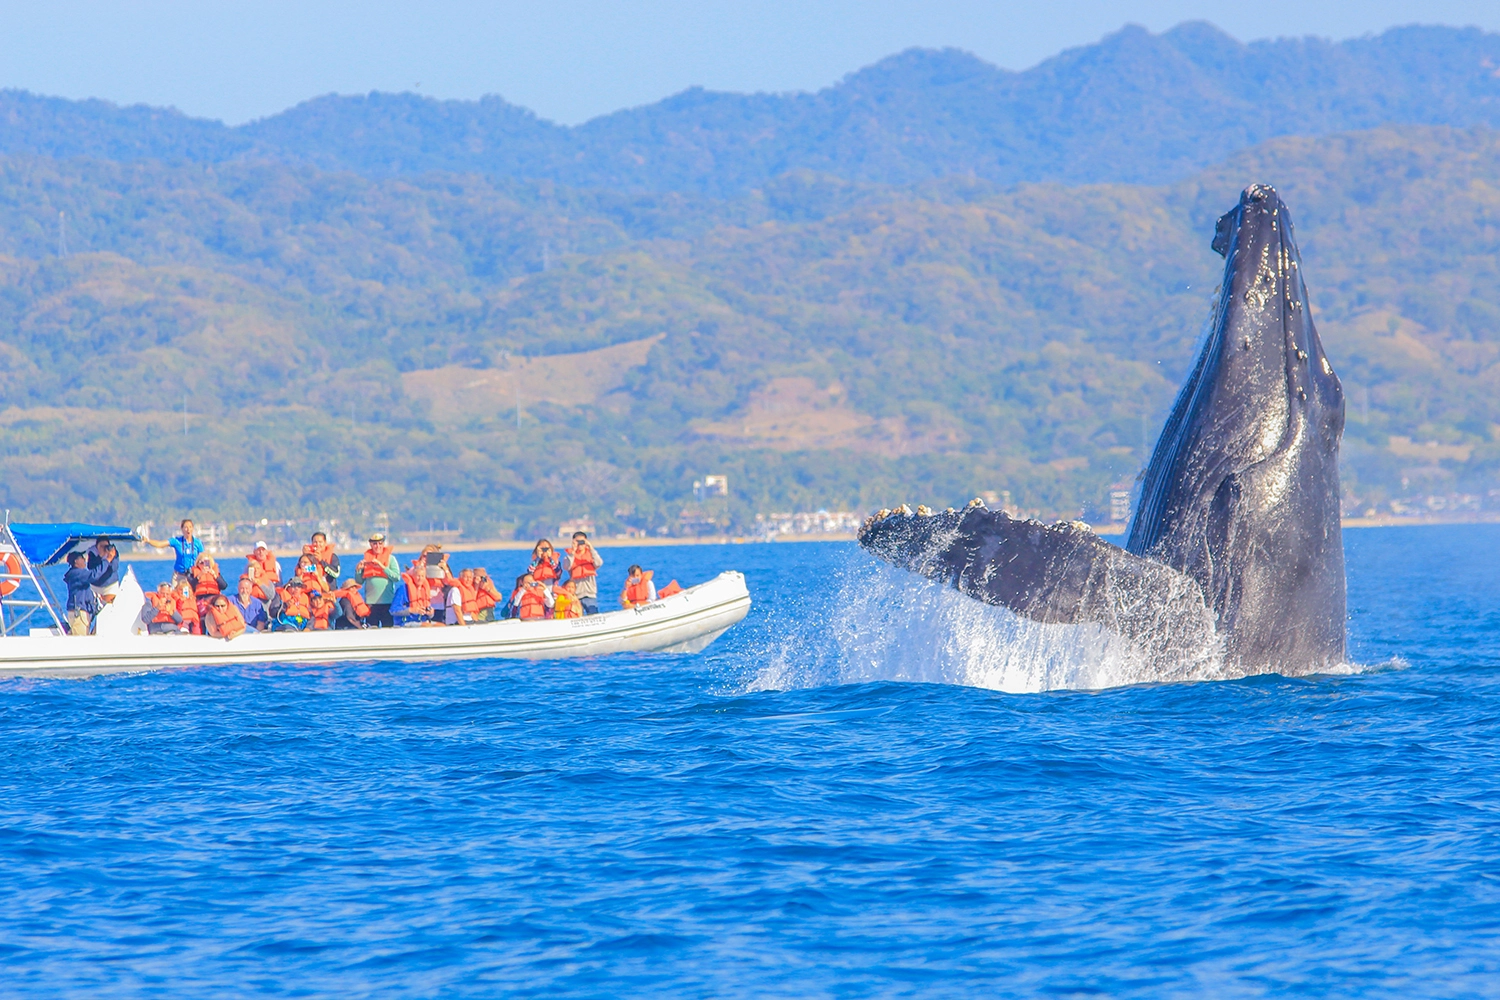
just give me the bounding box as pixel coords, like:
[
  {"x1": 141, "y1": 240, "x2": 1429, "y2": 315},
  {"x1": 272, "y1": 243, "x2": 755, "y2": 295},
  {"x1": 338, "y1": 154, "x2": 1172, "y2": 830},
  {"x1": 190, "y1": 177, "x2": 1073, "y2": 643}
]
[
  {"x1": 227, "y1": 577, "x2": 270, "y2": 632},
  {"x1": 143, "y1": 518, "x2": 205, "y2": 585},
  {"x1": 62, "y1": 548, "x2": 117, "y2": 635},
  {"x1": 390, "y1": 580, "x2": 430, "y2": 627}
]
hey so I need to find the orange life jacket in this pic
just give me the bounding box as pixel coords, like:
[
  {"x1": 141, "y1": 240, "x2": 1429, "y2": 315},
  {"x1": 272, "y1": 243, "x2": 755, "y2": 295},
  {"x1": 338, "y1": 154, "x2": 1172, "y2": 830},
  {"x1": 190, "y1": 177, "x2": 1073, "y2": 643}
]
[
  {"x1": 657, "y1": 580, "x2": 683, "y2": 599},
  {"x1": 566, "y1": 544, "x2": 597, "y2": 582},
  {"x1": 305, "y1": 541, "x2": 335, "y2": 566},
  {"x1": 333, "y1": 585, "x2": 370, "y2": 618},
  {"x1": 451, "y1": 576, "x2": 481, "y2": 616},
  {"x1": 476, "y1": 577, "x2": 501, "y2": 611},
  {"x1": 247, "y1": 549, "x2": 280, "y2": 584},
  {"x1": 242, "y1": 562, "x2": 275, "y2": 601},
  {"x1": 517, "y1": 583, "x2": 549, "y2": 621},
  {"x1": 531, "y1": 552, "x2": 561, "y2": 583},
  {"x1": 359, "y1": 545, "x2": 393, "y2": 580},
  {"x1": 208, "y1": 602, "x2": 246, "y2": 639},
  {"x1": 402, "y1": 568, "x2": 432, "y2": 615},
  {"x1": 190, "y1": 564, "x2": 222, "y2": 597},
  {"x1": 296, "y1": 569, "x2": 326, "y2": 595},
  {"x1": 147, "y1": 592, "x2": 179, "y2": 624},
  {"x1": 175, "y1": 591, "x2": 201, "y2": 632},
  {"x1": 277, "y1": 586, "x2": 311, "y2": 619},
  {"x1": 308, "y1": 594, "x2": 334, "y2": 630},
  {"x1": 623, "y1": 570, "x2": 654, "y2": 607}
]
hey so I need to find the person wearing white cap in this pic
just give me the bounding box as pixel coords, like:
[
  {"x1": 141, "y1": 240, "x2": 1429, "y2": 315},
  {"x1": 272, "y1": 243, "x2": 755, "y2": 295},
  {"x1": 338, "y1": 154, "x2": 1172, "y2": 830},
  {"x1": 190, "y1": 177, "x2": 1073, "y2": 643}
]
[
  {"x1": 357, "y1": 532, "x2": 401, "y2": 627},
  {"x1": 244, "y1": 541, "x2": 282, "y2": 601}
]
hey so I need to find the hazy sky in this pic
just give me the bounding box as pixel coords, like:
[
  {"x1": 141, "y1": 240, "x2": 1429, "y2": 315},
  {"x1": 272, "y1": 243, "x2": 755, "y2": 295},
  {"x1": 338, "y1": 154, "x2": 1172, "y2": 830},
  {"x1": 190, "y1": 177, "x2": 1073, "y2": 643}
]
[{"x1": 3, "y1": 1, "x2": 1498, "y2": 126}]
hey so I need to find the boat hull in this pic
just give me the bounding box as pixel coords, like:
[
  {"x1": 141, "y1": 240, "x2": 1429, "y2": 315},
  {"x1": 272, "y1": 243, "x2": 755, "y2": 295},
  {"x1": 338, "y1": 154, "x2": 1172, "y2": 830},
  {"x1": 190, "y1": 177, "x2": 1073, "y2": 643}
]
[{"x1": 0, "y1": 571, "x2": 751, "y2": 679}]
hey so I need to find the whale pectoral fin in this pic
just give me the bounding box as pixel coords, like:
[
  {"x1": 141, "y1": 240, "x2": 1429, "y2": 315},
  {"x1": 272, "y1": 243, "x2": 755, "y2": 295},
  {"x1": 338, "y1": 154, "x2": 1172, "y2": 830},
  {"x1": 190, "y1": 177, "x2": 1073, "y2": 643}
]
[{"x1": 859, "y1": 505, "x2": 1217, "y2": 644}]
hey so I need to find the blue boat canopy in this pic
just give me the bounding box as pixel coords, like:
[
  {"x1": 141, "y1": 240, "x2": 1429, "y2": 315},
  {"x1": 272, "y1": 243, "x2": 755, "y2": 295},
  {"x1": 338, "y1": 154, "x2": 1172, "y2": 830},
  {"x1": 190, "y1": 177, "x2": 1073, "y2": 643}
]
[{"x1": 6, "y1": 523, "x2": 140, "y2": 566}]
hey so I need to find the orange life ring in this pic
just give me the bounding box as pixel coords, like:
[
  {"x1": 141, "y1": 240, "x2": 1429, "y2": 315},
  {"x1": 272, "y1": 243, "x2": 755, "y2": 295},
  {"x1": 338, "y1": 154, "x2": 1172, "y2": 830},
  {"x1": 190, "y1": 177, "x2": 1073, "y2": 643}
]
[{"x1": 0, "y1": 551, "x2": 20, "y2": 598}]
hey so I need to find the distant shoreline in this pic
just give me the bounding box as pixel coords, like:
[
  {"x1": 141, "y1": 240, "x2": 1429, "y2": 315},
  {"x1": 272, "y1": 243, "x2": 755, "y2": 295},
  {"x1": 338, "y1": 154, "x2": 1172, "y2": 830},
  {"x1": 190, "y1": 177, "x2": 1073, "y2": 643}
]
[
  {"x1": 115, "y1": 514, "x2": 1497, "y2": 561},
  {"x1": 1338, "y1": 513, "x2": 1500, "y2": 529}
]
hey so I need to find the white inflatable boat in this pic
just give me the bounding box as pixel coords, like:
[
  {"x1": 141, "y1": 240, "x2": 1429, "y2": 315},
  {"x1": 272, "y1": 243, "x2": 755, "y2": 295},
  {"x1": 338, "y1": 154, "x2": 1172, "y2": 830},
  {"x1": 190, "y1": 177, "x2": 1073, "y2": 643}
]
[{"x1": 0, "y1": 521, "x2": 752, "y2": 679}]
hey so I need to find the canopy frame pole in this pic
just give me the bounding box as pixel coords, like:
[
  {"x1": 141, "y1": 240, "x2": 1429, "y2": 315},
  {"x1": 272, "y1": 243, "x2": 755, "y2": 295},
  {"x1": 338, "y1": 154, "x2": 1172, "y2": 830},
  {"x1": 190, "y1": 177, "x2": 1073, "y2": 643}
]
[{"x1": 0, "y1": 512, "x2": 65, "y2": 636}]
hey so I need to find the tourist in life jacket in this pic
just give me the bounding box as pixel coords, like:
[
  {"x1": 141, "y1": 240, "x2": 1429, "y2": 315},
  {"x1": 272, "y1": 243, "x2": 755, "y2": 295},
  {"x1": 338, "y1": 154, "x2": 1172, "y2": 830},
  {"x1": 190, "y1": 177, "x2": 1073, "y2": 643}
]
[
  {"x1": 511, "y1": 573, "x2": 554, "y2": 621},
  {"x1": 244, "y1": 541, "x2": 281, "y2": 600},
  {"x1": 564, "y1": 532, "x2": 603, "y2": 615},
  {"x1": 358, "y1": 533, "x2": 401, "y2": 627},
  {"x1": 271, "y1": 579, "x2": 312, "y2": 631},
  {"x1": 444, "y1": 566, "x2": 497, "y2": 625},
  {"x1": 140, "y1": 582, "x2": 188, "y2": 634},
  {"x1": 397, "y1": 558, "x2": 434, "y2": 625},
  {"x1": 190, "y1": 554, "x2": 229, "y2": 618},
  {"x1": 434, "y1": 563, "x2": 474, "y2": 626},
  {"x1": 620, "y1": 565, "x2": 657, "y2": 609},
  {"x1": 443, "y1": 567, "x2": 480, "y2": 626},
  {"x1": 205, "y1": 595, "x2": 247, "y2": 640},
  {"x1": 228, "y1": 576, "x2": 269, "y2": 632},
  {"x1": 292, "y1": 554, "x2": 328, "y2": 596},
  {"x1": 303, "y1": 531, "x2": 341, "y2": 592},
  {"x1": 528, "y1": 540, "x2": 562, "y2": 585},
  {"x1": 142, "y1": 518, "x2": 204, "y2": 587},
  {"x1": 175, "y1": 580, "x2": 202, "y2": 635},
  {"x1": 308, "y1": 591, "x2": 335, "y2": 631},
  {"x1": 332, "y1": 578, "x2": 371, "y2": 629},
  {"x1": 553, "y1": 580, "x2": 583, "y2": 619},
  {"x1": 474, "y1": 569, "x2": 502, "y2": 621}
]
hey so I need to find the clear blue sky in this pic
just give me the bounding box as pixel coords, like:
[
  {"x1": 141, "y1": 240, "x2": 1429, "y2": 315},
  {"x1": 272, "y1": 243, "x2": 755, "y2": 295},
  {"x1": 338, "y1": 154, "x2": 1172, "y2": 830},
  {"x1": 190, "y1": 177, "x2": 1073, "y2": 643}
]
[{"x1": 3, "y1": 1, "x2": 1498, "y2": 126}]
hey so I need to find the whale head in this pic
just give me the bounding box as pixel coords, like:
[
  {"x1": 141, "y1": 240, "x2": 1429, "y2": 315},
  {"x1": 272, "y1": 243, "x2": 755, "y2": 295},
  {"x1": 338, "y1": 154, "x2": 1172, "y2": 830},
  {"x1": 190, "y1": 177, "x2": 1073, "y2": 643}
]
[
  {"x1": 1127, "y1": 183, "x2": 1345, "y2": 669},
  {"x1": 856, "y1": 184, "x2": 1346, "y2": 679}
]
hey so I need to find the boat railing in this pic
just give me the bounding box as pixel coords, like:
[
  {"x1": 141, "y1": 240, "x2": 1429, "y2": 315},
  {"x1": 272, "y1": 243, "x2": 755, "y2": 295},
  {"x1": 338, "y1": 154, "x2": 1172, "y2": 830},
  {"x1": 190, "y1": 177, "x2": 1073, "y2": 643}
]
[{"x1": 0, "y1": 514, "x2": 65, "y2": 636}]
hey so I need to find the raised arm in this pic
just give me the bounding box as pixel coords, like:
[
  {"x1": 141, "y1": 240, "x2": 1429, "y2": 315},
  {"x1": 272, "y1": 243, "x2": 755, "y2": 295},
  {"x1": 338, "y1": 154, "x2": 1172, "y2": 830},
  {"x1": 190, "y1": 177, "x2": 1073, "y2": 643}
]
[{"x1": 88, "y1": 552, "x2": 119, "y2": 585}]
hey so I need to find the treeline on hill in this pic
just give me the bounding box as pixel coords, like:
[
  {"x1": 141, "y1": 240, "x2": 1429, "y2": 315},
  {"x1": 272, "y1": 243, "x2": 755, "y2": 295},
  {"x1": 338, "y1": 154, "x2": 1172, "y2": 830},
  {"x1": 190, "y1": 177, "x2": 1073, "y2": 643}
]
[
  {"x1": 1, "y1": 24, "x2": 1500, "y2": 194},
  {"x1": 2, "y1": 124, "x2": 1500, "y2": 536}
]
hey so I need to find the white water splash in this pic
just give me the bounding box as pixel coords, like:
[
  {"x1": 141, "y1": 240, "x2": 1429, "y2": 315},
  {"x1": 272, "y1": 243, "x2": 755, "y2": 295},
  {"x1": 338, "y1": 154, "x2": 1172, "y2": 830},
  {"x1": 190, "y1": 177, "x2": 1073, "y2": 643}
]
[{"x1": 746, "y1": 555, "x2": 1373, "y2": 695}]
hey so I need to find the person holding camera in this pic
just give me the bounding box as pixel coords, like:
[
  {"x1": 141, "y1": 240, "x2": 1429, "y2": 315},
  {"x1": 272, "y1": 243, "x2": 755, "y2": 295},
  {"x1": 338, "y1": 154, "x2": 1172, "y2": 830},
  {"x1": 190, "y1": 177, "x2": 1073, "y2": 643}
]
[
  {"x1": 86, "y1": 538, "x2": 121, "y2": 606},
  {"x1": 304, "y1": 531, "x2": 341, "y2": 591},
  {"x1": 63, "y1": 545, "x2": 118, "y2": 635},
  {"x1": 564, "y1": 532, "x2": 603, "y2": 615}
]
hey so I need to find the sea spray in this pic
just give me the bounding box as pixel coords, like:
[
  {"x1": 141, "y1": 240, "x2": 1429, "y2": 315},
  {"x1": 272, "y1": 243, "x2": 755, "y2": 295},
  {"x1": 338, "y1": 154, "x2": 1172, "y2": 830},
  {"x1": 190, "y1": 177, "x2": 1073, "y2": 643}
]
[{"x1": 747, "y1": 549, "x2": 1229, "y2": 694}]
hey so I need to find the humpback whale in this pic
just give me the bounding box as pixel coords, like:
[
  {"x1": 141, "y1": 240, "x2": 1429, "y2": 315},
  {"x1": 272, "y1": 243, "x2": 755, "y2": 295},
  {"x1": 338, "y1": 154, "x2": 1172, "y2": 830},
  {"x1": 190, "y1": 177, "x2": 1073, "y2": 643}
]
[{"x1": 858, "y1": 185, "x2": 1346, "y2": 677}]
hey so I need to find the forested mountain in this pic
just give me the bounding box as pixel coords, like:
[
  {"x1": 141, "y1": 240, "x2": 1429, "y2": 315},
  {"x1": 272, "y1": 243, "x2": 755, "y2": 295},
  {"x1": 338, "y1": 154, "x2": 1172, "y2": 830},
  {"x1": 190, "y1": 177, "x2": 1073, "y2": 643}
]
[
  {"x1": 3, "y1": 124, "x2": 1499, "y2": 535},
  {"x1": 3, "y1": 24, "x2": 1500, "y2": 194}
]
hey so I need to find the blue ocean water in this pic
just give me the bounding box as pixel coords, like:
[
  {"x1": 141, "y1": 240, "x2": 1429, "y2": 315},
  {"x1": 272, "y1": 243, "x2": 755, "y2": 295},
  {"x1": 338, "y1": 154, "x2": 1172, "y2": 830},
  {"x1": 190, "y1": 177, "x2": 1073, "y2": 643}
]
[{"x1": 3, "y1": 527, "x2": 1499, "y2": 997}]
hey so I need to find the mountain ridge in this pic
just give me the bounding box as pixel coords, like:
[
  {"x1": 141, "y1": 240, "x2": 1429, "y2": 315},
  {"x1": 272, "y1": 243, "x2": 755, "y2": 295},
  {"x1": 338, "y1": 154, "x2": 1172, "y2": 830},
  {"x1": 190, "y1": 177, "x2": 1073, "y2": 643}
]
[{"x1": 5, "y1": 23, "x2": 1500, "y2": 194}]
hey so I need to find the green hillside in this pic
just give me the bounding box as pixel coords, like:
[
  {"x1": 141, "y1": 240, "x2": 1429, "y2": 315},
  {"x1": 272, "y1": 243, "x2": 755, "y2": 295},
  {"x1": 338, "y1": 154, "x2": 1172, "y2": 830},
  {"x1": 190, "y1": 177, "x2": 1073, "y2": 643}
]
[{"x1": 3, "y1": 125, "x2": 1499, "y2": 536}]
